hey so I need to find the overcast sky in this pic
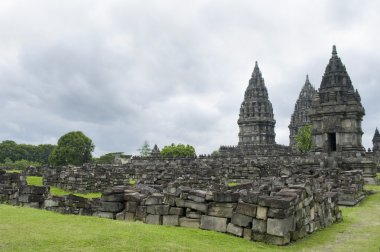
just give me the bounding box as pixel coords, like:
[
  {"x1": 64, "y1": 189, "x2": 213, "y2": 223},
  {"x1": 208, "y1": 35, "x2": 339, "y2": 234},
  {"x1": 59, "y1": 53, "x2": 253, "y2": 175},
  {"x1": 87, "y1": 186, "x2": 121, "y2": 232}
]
[{"x1": 0, "y1": 0, "x2": 379, "y2": 156}]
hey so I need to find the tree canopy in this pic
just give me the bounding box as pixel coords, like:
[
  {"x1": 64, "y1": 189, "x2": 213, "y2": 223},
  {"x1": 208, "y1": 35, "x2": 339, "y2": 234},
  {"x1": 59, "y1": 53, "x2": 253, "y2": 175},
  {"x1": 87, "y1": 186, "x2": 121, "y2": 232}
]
[
  {"x1": 49, "y1": 131, "x2": 95, "y2": 166},
  {"x1": 137, "y1": 141, "x2": 151, "y2": 157},
  {"x1": 0, "y1": 140, "x2": 55, "y2": 164},
  {"x1": 295, "y1": 125, "x2": 312, "y2": 153},
  {"x1": 160, "y1": 143, "x2": 196, "y2": 157}
]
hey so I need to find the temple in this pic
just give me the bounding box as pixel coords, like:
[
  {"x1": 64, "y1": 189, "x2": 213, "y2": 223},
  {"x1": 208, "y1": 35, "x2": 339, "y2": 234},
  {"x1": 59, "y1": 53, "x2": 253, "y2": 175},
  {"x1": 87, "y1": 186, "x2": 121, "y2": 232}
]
[
  {"x1": 288, "y1": 75, "x2": 316, "y2": 148},
  {"x1": 238, "y1": 62, "x2": 276, "y2": 146}
]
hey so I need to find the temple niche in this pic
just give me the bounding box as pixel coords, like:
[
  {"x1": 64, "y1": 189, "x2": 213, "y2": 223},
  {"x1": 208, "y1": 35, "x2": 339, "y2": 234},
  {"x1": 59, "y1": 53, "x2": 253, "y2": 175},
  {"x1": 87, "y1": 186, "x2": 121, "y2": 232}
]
[
  {"x1": 289, "y1": 75, "x2": 316, "y2": 148},
  {"x1": 309, "y1": 45, "x2": 365, "y2": 153},
  {"x1": 237, "y1": 62, "x2": 276, "y2": 147}
]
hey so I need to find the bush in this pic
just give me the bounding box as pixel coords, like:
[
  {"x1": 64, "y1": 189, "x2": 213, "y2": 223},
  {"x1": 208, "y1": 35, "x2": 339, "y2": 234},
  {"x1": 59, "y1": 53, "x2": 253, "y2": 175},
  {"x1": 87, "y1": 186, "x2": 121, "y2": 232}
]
[{"x1": 160, "y1": 144, "x2": 196, "y2": 157}]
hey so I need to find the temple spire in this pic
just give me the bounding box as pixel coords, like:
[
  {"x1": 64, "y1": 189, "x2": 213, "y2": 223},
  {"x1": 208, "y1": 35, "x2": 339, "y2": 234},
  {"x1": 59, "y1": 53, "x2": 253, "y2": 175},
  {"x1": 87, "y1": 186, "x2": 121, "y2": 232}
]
[
  {"x1": 332, "y1": 45, "x2": 337, "y2": 56},
  {"x1": 252, "y1": 61, "x2": 260, "y2": 76},
  {"x1": 306, "y1": 74, "x2": 310, "y2": 84}
]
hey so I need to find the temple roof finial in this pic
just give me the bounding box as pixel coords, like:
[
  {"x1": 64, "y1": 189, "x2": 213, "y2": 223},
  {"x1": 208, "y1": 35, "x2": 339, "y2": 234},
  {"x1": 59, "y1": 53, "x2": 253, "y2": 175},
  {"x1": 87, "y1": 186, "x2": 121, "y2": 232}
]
[
  {"x1": 332, "y1": 45, "x2": 337, "y2": 56},
  {"x1": 306, "y1": 74, "x2": 310, "y2": 83}
]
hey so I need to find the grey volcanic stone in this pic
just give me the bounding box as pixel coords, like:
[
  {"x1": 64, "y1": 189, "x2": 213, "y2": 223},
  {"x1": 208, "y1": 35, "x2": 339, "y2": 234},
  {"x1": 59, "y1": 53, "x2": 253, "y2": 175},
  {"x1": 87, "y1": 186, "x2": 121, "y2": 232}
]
[
  {"x1": 231, "y1": 213, "x2": 252, "y2": 227},
  {"x1": 179, "y1": 217, "x2": 200, "y2": 228},
  {"x1": 146, "y1": 214, "x2": 162, "y2": 225},
  {"x1": 162, "y1": 215, "x2": 179, "y2": 226},
  {"x1": 227, "y1": 223, "x2": 243, "y2": 237},
  {"x1": 200, "y1": 215, "x2": 227, "y2": 233}
]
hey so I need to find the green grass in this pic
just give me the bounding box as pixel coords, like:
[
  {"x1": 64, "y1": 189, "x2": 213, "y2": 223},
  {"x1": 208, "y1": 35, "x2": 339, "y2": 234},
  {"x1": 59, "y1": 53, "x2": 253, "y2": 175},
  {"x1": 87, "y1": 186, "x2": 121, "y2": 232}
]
[
  {"x1": 227, "y1": 182, "x2": 238, "y2": 187},
  {"x1": 1, "y1": 183, "x2": 379, "y2": 251},
  {"x1": 26, "y1": 176, "x2": 101, "y2": 199},
  {"x1": 4, "y1": 169, "x2": 21, "y2": 173}
]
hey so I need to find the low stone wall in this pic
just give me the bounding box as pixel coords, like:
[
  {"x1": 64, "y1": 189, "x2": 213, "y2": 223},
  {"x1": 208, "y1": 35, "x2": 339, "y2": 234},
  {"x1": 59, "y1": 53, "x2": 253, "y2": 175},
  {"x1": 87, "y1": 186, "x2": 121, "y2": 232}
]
[
  {"x1": 0, "y1": 168, "x2": 367, "y2": 246},
  {"x1": 93, "y1": 174, "x2": 342, "y2": 245}
]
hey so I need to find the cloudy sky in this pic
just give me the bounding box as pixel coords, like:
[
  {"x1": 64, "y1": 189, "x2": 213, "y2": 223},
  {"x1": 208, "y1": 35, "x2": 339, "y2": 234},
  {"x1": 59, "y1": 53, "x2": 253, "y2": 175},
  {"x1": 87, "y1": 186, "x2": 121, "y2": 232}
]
[{"x1": 0, "y1": 0, "x2": 379, "y2": 156}]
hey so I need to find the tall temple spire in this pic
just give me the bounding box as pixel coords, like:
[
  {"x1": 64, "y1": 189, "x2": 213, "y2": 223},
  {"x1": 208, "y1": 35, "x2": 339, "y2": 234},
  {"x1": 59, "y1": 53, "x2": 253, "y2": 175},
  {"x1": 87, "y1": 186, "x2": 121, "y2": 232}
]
[
  {"x1": 289, "y1": 75, "x2": 316, "y2": 148},
  {"x1": 373, "y1": 127, "x2": 380, "y2": 152},
  {"x1": 238, "y1": 61, "x2": 276, "y2": 146},
  {"x1": 332, "y1": 45, "x2": 337, "y2": 56}
]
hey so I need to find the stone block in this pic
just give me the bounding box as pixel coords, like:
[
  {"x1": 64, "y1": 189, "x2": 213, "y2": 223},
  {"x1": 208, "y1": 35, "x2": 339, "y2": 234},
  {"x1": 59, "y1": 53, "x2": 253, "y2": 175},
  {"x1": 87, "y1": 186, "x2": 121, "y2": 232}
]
[
  {"x1": 243, "y1": 228, "x2": 252, "y2": 240},
  {"x1": 227, "y1": 223, "x2": 243, "y2": 237},
  {"x1": 213, "y1": 192, "x2": 239, "y2": 203},
  {"x1": 176, "y1": 200, "x2": 207, "y2": 213},
  {"x1": 145, "y1": 214, "x2": 162, "y2": 225},
  {"x1": 252, "y1": 218, "x2": 267, "y2": 233},
  {"x1": 162, "y1": 215, "x2": 179, "y2": 226},
  {"x1": 18, "y1": 194, "x2": 44, "y2": 203},
  {"x1": 179, "y1": 217, "x2": 200, "y2": 228},
  {"x1": 100, "y1": 201, "x2": 124, "y2": 213},
  {"x1": 44, "y1": 199, "x2": 61, "y2": 207},
  {"x1": 256, "y1": 206, "x2": 268, "y2": 220},
  {"x1": 241, "y1": 191, "x2": 260, "y2": 204},
  {"x1": 169, "y1": 207, "x2": 184, "y2": 216},
  {"x1": 200, "y1": 215, "x2": 227, "y2": 233},
  {"x1": 115, "y1": 211, "x2": 125, "y2": 220},
  {"x1": 125, "y1": 212, "x2": 135, "y2": 221},
  {"x1": 267, "y1": 207, "x2": 294, "y2": 219},
  {"x1": 125, "y1": 201, "x2": 138, "y2": 212},
  {"x1": 258, "y1": 195, "x2": 296, "y2": 209},
  {"x1": 144, "y1": 193, "x2": 164, "y2": 205},
  {"x1": 102, "y1": 193, "x2": 124, "y2": 202},
  {"x1": 187, "y1": 194, "x2": 206, "y2": 203},
  {"x1": 236, "y1": 202, "x2": 257, "y2": 217},
  {"x1": 124, "y1": 192, "x2": 144, "y2": 202},
  {"x1": 20, "y1": 185, "x2": 49, "y2": 195},
  {"x1": 267, "y1": 217, "x2": 294, "y2": 237},
  {"x1": 231, "y1": 213, "x2": 252, "y2": 227},
  {"x1": 265, "y1": 233, "x2": 291, "y2": 245},
  {"x1": 208, "y1": 203, "x2": 236, "y2": 218},
  {"x1": 135, "y1": 206, "x2": 147, "y2": 221},
  {"x1": 186, "y1": 211, "x2": 201, "y2": 219},
  {"x1": 95, "y1": 211, "x2": 115, "y2": 219},
  {"x1": 146, "y1": 205, "x2": 170, "y2": 215}
]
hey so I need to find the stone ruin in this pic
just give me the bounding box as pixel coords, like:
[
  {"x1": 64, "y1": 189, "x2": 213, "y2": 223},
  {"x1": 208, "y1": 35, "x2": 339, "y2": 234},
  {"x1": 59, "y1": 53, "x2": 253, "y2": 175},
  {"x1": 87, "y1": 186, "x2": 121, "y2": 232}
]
[{"x1": 0, "y1": 45, "x2": 378, "y2": 246}]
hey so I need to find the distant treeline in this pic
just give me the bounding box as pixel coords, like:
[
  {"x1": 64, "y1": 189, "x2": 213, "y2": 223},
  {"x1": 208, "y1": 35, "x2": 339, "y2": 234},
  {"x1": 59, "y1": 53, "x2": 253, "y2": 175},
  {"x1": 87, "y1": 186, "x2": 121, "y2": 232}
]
[{"x1": 0, "y1": 140, "x2": 55, "y2": 164}]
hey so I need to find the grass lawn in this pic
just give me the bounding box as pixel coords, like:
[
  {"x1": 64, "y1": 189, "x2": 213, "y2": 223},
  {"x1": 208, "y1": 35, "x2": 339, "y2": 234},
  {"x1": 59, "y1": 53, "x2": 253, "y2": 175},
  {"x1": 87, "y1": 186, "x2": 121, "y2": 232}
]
[
  {"x1": 26, "y1": 176, "x2": 101, "y2": 199},
  {"x1": 4, "y1": 169, "x2": 21, "y2": 173},
  {"x1": 0, "y1": 180, "x2": 379, "y2": 251}
]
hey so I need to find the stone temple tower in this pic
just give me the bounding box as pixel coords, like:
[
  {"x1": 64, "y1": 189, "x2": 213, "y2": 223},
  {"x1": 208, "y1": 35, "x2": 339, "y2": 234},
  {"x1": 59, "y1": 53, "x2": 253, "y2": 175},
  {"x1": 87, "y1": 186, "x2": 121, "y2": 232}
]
[
  {"x1": 372, "y1": 128, "x2": 380, "y2": 152},
  {"x1": 289, "y1": 75, "x2": 317, "y2": 148},
  {"x1": 309, "y1": 45, "x2": 365, "y2": 153},
  {"x1": 238, "y1": 62, "x2": 276, "y2": 146}
]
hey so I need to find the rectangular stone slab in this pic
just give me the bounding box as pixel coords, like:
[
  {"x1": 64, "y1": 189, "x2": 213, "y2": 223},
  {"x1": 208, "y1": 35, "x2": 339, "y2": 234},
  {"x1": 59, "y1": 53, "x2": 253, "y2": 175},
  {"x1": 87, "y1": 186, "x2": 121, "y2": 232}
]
[{"x1": 200, "y1": 215, "x2": 227, "y2": 233}]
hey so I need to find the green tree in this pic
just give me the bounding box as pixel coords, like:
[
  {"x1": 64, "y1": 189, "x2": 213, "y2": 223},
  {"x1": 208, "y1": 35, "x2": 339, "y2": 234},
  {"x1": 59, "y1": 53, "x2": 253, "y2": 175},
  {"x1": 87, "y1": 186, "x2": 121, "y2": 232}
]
[
  {"x1": 295, "y1": 125, "x2": 312, "y2": 153},
  {"x1": 93, "y1": 152, "x2": 121, "y2": 164},
  {"x1": 160, "y1": 143, "x2": 196, "y2": 157},
  {"x1": 49, "y1": 131, "x2": 95, "y2": 166},
  {"x1": 137, "y1": 141, "x2": 151, "y2": 157}
]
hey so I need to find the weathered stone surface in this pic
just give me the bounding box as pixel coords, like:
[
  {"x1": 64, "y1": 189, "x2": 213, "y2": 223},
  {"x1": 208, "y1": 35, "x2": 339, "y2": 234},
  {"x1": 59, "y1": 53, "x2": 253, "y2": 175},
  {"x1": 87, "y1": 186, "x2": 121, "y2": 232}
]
[
  {"x1": 243, "y1": 228, "x2": 252, "y2": 240},
  {"x1": 179, "y1": 217, "x2": 200, "y2": 228},
  {"x1": 200, "y1": 215, "x2": 227, "y2": 232},
  {"x1": 258, "y1": 195, "x2": 296, "y2": 209},
  {"x1": 162, "y1": 215, "x2": 179, "y2": 226},
  {"x1": 252, "y1": 218, "x2": 267, "y2": 233},
  {"x1": 186, "y1": 211, "x2": 202, "y2": 219},
  {"x1": 146, "y1": 214, "x2": 162, "y2": 225},
  {"x1": 267, "y1": 207, "x2": 294, "y2": 219},
  {"x1": 124, "y1": 192, "x2": 144, "y2": 202},
  {"x1": 18, "y1": 194, "x2": 44, "y2": 203},
  {"x1": 115, "y1": 211, "x2": 125, "y2": 220},
  {"x1": 102, "y1": 193, "x2": 124, "y2": 202},
  {"x1": 95, "y1": 211, "x2": 115, "y2": 219},
  {"x1": 135, "y1": 206, "x2": 147, "y2": 221},
  {"x1": 20, "y1": 185, "x2": 49, "y2": 195},
  {"x1": 169, "y1": 207, "x2": 184, "y2": 216},
  {"x1": 267, "y1": 217, "x2": 294, "y2": 237},
  {"x1": 256, "y1": 206, "x2": 268, "y2": 220},
  {"x1": 144, "y1": 193, "x2": 164, "y2": 205},
  {"x1": 231, "y1": 213, "x2": 252, "y2": 227},
  {"x1": 236, "y1": 202, "x2": 257, "y2": 217},
  {"x1": 146, "y1": 205, "x2": 170, "y2": 215},
  {"x1": 100, "y1": 202, "x2": 124, "y2": 213},
  {"x1": 213, "y1": 192, "x2": 239, "y2": 203},
  {"x1": 265, "y1": 233, "x2": 291, "y2": 245},
  {"x1": 125, "y1": 201, "x2": 138, "y2": 212},
  {"x1": 176, "y1": 199, "x2": 207, "y2": 213},
  {"x1": 208, "y1": 203, "x2": 236, "y2": 218},
  {"x1": 227, "y1": 223, "x2": 243, "y2": 237},
  {"x1": 125, "y1": 212, "x2": 135, "y2": 221}
]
